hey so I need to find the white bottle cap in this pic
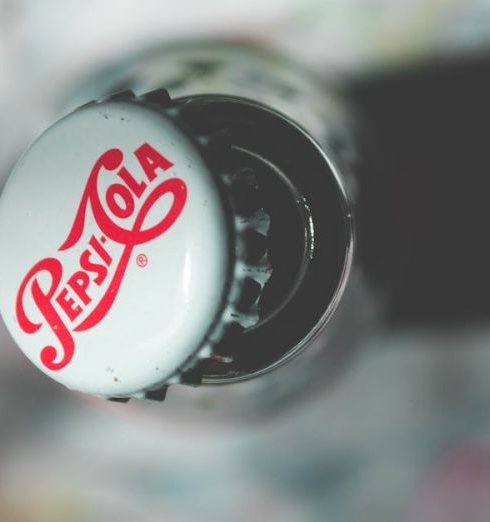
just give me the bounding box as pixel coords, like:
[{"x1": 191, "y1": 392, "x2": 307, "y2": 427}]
[{"x1": 0, "y1": 99, "x2": 233, "y2": 397}]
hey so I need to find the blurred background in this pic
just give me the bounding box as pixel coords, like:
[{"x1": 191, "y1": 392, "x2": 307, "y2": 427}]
[{"x1": 2, "y1": 0, "x2": 490, "y2": 521}]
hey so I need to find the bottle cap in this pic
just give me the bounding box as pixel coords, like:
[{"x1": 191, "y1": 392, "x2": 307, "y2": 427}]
[{"x1": 0, "y1": 90, "x2": 270, "y2": 399}]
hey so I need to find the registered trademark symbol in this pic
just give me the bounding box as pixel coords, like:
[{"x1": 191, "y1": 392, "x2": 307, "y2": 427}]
[{"x1": 136, "y1": 253, "x2": 148, "y2": 267}]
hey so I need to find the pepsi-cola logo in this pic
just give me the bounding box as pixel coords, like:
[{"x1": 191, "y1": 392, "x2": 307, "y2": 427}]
[{"x1": 16, "y1": 142, "x2": 187, "y2": 371}]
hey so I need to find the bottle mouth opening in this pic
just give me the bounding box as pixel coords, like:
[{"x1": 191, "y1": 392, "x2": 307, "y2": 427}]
[{"x1": 172, "y1": 95, "x2": 354, "y2": 384}]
